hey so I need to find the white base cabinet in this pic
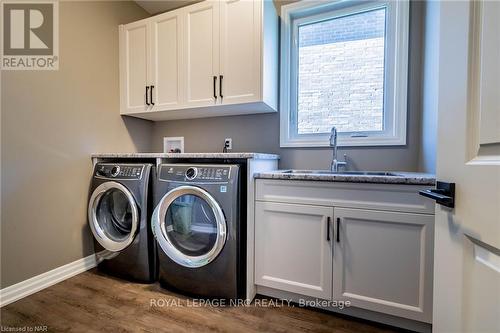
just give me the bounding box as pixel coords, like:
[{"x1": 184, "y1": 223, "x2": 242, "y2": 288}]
[
  {"x1": 333, "y1": 208, "x2": 434, "y2": 323},
  {"x1": 119, "y1": 0, "x2": 278, "y2": 121},
  {"x1": 254, "y1": 180, "x2": 434, "y2": 325},
  {"x1": 255, "y1": 202, "x2": 333, "y2": 300}
]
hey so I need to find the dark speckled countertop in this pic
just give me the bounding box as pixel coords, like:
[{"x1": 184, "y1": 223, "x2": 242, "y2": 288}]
[
  {"x1": 255, "y1": 170, "x2": 436, "y2": 185},
  {"x1": 91, "y1": 152, "x2": 280, "y2": 160}
]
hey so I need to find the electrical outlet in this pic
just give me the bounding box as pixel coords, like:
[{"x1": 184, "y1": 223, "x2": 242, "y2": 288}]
[{"x1": 224, "y1": 138, "x2": 232, "y2": 150}]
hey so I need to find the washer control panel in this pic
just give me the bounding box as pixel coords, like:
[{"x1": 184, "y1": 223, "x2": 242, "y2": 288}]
[
  {"x1": 160, "y1": 164, "x2": 232, "y2": 182},
  {"x1": 95, "y1": 163, "x2": 143, "y2": 179}
]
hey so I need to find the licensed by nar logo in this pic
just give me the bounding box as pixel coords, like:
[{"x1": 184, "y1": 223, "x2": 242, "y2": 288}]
[{"x1": 1, "y1": 1, "x2": 59, "y2": 70}]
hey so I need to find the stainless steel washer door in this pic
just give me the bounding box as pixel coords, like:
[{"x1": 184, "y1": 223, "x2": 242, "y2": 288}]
[
  {"x1": 152, "y1": 185, "x2": 227, "y2": 268},
  {"x1": 88, "y1": 181, "x2": 139, "y2": 252}
]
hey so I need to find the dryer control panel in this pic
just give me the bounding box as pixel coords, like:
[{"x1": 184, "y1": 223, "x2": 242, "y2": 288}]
[
  {"x1": 160, "y1": 164, "x2": 234, "y2": 182},
  {"x1": 95, "y1": 163, "x2": 144, "y2": 179}
]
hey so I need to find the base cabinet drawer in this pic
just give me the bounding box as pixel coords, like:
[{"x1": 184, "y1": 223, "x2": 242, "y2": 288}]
[
  {"x1": 255, "y1": 179, "x2": 435, "y2": 214},
  {"x1": 333, "y1": 208, "x2": 434, "y2": 323},
  {"x1": 255, "y1": 202, "x2": 334, "y2": 300}
]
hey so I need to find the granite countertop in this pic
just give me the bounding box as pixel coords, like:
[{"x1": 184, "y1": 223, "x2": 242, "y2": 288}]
[
  {"x1": 91, "y1": 152, "x2": 280, "y2": 160},
  {"x1": 255, "y1": 170, "x2": 436, "y2": 185}
]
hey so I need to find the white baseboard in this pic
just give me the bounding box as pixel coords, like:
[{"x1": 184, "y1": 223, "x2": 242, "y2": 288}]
[{"x1": 0, "y1": 250, "x2": 110, "y2": 307}]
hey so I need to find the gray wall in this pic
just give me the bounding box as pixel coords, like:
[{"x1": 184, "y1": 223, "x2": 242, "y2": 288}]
[
  {"x1": 0, "y1": 1, "x2": 150, "y2": 288},
  {"x1": 151, "y1": 1, "x2": 425, "y2": 172},
  {"x1": 0, "y1": 0, "x2": 434, "y2": 290},
  {"x1": 418, "y1": 1, "x2": 439, "y2": 173}
]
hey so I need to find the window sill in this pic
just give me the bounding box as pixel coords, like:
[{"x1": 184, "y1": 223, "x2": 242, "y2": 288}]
[{"x1": 280, "y1": 135, "x2": 407, "y2": 148}]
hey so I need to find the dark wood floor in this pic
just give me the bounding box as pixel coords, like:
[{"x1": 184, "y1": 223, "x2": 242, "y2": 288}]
[{"x1": 1, "y1": 269, "x2": 401, "y2": 333}]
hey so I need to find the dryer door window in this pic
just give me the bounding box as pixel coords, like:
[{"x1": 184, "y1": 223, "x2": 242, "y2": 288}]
[
  {"x1": 152, "y1": 186, "x2": 227, "y2": 268},
  {"x1": 88, "y1": 181, "x2": 139, "y2": 252}
]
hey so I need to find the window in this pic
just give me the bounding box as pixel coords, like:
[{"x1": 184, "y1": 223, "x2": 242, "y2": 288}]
[{"x1": 280, "y1": 1, "x2": 409, "y2": 147}]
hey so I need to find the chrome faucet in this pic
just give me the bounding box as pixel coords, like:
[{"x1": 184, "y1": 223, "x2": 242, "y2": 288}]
[{"x1": 329, "y1": 127, "x2": 347, "y2": 172}]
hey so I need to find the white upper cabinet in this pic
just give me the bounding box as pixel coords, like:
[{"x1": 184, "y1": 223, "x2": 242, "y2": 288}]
[
  {"x1": 219, "y1": 0, "x2": 260, "y2": 105},
  {"x1": 119, "y1": 20, "x2": 149, "y2": 114},
  {"x1": 184, "y1": 1, "x2": 220, "y2": 108},
  {"x1": 150, "y1": 10, "x2": 183, "y2": 111},
  {"x1": 119, "y1": 0, "x2": 278, "y2": 121}
]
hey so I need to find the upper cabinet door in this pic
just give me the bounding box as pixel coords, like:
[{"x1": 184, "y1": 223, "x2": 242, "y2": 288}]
[
  {"x1": 150, "y1": 11, "x2": 184, "y2": 111},
  {"x1": 119, "y1": 20, "x2": 150, "y2": 114},
  {"x1": 219, "y1": 0, "x2": 261, "y2": 105},
  {"x1": 184, "y1": 1, "x2": 220, "y2": 107}
]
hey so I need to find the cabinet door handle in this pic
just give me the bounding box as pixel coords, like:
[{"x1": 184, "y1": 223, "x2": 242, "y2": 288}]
[
  {"x1": 219, "y1": 75, "x2": 223, "y2": 99},
  {"x1": 150, "y1": 85, "x2": 155, "y2": 105},
  {"x1": 145, "y1": 86, "x2": 150, "y2": 106},
  {"x1": 336, "y1": 218, "x2": 340, "y2": 243},
  {"x1": 327, "y1": 216, "x2": 331, "y2": 241},
  {"x1": 213, "y1": 76, "x2": 218, "y2": 100}
]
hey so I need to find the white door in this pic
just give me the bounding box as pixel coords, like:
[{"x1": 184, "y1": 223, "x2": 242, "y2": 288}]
[
  {"x1": 150, "y1": 11, "x2": 183, "y2": 111},
  {"x1": 119, "y1": 20, "x2": 150, "y2": 114},
  {"x1": 219, "y1": 0, "x2": 261, "y2": 105},
  {"x1": 184, "y1": 1, "x2": 220, "y2": 108},
  {"x1": 430, "y1": 1, "x2": 500, "y2": 332},
  {"x1": 333, "y1": 208, "x2": 434, "y2": 323},
  {"x1": 255, "y1": 202, "x2": 333, "y2": 300}
]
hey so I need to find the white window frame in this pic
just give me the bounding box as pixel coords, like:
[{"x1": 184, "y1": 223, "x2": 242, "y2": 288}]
[{"x1": 280, "y1": 0, "x2": 410, "y2": 147}]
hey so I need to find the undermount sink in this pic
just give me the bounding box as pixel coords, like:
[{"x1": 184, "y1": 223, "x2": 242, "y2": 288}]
[{"x1": 281, "y1": 170, "x2": 402, "y2": 176}]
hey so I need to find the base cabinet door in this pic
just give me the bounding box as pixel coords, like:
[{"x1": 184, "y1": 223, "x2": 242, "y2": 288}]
[
  {"x1": 333, "y1": 208, "x2": 434, "y2": 323},
  {"x1": 255, "y1": 202, "x2": 333, "y2": 300}
]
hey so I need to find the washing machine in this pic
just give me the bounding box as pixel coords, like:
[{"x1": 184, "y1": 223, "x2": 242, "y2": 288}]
[
  {"x1": 152, "y1": 164, "x2": 245, "y2": 299},
  {"x1": 88, "y1": 163, "x2": 156, "y2": 282}
]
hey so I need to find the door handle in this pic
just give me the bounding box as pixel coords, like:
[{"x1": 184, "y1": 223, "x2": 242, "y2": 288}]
[
  {"x1": 213, "y1": 76, "x2": 217, "y2": 100},
  {"x1": 150, "y1": 85, "x2": 154, "y2": 105},
  {"x1": 419, "y1": 181, "x2": 455, "y2": 208},
  {"x1": 219, "y1": 75, "x2": 223, "y2": 99},
  {"x1": 145, "y1": 86, "x2": 150, "y2": 106},
  {"x1": 336, "y1": 218, "x2": 340, "y2": 243},
  {"x1": 327, "y1": 216, "x2": 331, "y2": 241}
]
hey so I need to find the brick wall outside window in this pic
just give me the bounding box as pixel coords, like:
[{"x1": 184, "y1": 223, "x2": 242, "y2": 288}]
[{"x1": 297, "y1": 8, "x2": 386, "y2": 134}]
